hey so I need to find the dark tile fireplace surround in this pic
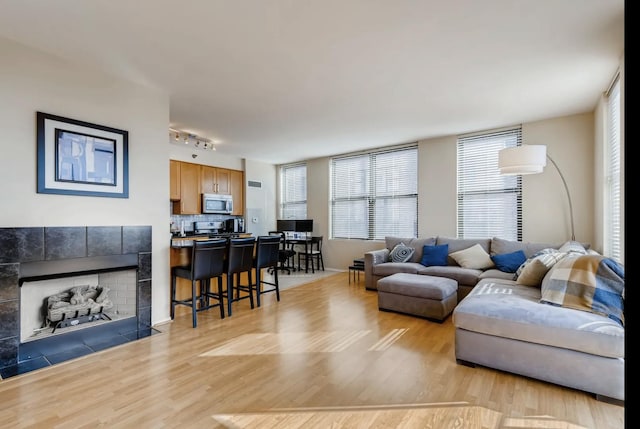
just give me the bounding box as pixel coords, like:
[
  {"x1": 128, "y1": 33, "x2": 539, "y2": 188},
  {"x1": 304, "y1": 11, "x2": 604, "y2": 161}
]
[{"x1": 0, "y1": 226, "x2": 153, "y2": 378}]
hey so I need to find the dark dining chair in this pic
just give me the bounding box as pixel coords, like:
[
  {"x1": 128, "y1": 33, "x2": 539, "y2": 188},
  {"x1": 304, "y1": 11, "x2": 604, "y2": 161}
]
[
  {"x1": 171, "y1": 239, "x2": 227, "y2": 328},
  {"x1": 224, "y1": 237, "x2": 256, "y2": 316},
  {"x1": 254, "y1": 235, "x2": 282, "y2": 307},
  {"x1": 268, "y1": 231, "x2": 295, "y2": 275},
  {"x1": 297, "y1": 235, "x2": 324, "y2": 273}
]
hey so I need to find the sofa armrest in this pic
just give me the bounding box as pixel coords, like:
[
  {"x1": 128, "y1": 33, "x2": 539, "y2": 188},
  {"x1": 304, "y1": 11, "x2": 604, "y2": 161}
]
[{"x1": 365, "y1": 249, "x2": 389, "y2": 290}]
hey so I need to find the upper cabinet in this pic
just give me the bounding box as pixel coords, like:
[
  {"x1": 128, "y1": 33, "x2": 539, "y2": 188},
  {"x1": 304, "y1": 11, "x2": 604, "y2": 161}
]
[
  {"x1": 170, "y1": 160, "x2": 181, "y2": 201},
  {"x1": 173, "y1": 161, "x2": 201, "y2": 214},
  {"x1": 200, "y1": 166, "x2": 231, "y2": 195},
  {"x1": 170, "y1": 160, "x2": 245, "y2": 216},
  {"x1": 229, "y1": 169, "x2": 244, "y2": 215}
]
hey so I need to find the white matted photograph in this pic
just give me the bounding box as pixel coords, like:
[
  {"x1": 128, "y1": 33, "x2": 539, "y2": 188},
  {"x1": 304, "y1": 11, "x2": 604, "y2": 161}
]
[{"x1": 36, "y1": 111, "x2": 129, "y2": 198}]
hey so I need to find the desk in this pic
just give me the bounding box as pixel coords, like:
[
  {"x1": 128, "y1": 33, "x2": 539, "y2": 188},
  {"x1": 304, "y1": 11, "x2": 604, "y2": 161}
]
[{"x1": 286, "y1": 237, "x2": 313, "y2": 273}]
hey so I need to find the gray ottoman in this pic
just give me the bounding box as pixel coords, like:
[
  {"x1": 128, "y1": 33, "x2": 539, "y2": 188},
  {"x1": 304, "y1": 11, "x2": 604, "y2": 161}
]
[{"x1": 377, "y1": 273, "x2": 458, "y2": 322}]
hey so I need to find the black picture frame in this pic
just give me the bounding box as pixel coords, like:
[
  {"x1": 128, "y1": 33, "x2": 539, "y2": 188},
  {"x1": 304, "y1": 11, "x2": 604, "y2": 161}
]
[{"x1": 37, "y1": 112, "x2": 129, "y2": 198}]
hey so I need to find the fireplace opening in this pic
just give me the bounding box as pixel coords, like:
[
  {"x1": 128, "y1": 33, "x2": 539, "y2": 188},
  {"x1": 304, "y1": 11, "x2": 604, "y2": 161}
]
[{"x1": 20, "y1": 269, "x2": 137, "y2": 343}]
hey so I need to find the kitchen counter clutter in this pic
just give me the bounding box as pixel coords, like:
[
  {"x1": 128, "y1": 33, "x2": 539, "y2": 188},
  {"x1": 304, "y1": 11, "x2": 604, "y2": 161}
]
[{"x1": 171, "y1": 233, "x2": 252, "y2": 248}]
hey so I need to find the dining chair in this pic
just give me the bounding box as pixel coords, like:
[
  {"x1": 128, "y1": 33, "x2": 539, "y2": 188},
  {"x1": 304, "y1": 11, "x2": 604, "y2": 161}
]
[
  {"x1": 297, "y1": 235, "x2": 325, "y2": 273},
  {"x1": 224, "y1": 237, "x2": 257, "y2": 316},
  {"x1": 170, "y1": 238, "x2": 227, "y2": 328},
  {"x1": 267, "y1": 231, "x2": 295, "y2": 275},
  {"x1": 254, "y1": 235, "x2": 282, "y2": 307}
]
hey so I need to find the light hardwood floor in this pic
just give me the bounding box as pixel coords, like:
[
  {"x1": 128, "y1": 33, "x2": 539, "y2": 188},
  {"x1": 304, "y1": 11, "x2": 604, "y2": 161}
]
[{"x1": 0, "y1": 272, "x2": 625, "y2": 428}]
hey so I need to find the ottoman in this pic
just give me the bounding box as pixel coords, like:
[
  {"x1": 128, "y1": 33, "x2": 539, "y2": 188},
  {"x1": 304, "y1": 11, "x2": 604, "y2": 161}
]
[{"x1": 377, "y1": 273, "x2": 458, "y2": 322}]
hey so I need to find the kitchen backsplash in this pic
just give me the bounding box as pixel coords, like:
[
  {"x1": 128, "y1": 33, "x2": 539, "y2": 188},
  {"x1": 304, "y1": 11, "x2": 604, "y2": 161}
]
[{"x1": 170, "y1": 212, "x2": 242, "y2": 234}]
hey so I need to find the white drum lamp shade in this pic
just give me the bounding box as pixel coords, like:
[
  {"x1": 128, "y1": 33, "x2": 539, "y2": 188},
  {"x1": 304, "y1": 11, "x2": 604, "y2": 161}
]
[
  {"x1": 497, "y1": 144, "x2": 575, "y2": 241},
  {"x1": 498, "y1": 145, "x2": 547, "y2": 175}
]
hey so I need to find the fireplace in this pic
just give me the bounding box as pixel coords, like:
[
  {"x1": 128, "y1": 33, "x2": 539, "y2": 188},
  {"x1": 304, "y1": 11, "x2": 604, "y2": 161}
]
[
  {"x1": 21, "y1": 269, "x2": 137, "y2": 341},
  {"x1": 0, "y1": 226, "x2": 153, "y2": 378}
]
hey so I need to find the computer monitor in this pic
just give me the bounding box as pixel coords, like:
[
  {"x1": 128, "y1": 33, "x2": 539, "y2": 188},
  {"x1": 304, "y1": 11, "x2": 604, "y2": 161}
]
[
  {"x1": 276, "y1": 219, "x2": 296, "y2": 232},
  {"x1": 294, "y1": 219, "x2": 313, "y2": 232}
]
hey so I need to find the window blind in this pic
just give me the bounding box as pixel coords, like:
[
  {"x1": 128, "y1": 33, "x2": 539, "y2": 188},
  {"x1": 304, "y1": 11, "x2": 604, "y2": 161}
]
[
  {"x1": 280, "y1": 163, "x2": 307, "y2": 219},
  {"x1": 457, "y1": 128, "x2": 522, "y2": 240},
  {"x1": 606, "y1": 76, "x2": 621, "y2": 262},
  {"x1": 331, "y1": 145, "x2": 417, "y2": 240}
]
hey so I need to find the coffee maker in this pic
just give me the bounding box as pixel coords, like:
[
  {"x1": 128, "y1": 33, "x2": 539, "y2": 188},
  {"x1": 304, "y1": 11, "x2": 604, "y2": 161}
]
[{"x1": 225, "y1": 217, "x2": 245, "y2": 233}]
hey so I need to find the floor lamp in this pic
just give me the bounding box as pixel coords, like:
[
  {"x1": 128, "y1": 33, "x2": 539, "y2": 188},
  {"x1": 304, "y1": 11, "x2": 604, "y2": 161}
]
[{"x1": 498, "y1": 144, "x2": 575, "y2": 241}]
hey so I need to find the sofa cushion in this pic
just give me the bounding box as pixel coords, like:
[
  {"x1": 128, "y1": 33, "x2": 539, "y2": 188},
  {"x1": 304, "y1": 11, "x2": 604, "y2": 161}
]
[
  {"x1": 479, "y1": 269, "x2": 518, "y2": 281},
  {"x1": 389, "y1": 242, "x2": 415, "y2": 262},
  {"x1": 453, "y1": 279, "x2": 624, "y2": 359},
  {"x1": 436, "y1": 237, "x2": 491, "y2": 265},
  {"x1": 490, "y1": 237, "x2": 560, "y2": 259},
  {"x1": 385, "y1": 236, "x2": 437, "y2": 263},
  {"x1": 420, "y1": 244, "x2": 449, "y2": 267},
  {"x1": 490, "y1": 250, "x2": 526, "y2": 273},
  {"x1": 449, "y1": 244, "x2": 495, "y2": 270},
  {"x1": 418, "y1": 265, "x2": 483, "y2": 287},
  {"x1": 372, "y1": 262, "x2": 424, "y2": 276}
]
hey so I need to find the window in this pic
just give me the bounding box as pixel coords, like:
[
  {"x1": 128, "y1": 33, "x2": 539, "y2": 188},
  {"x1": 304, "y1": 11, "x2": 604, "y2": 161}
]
[
  {"x1": 457, "y1": 127, "x2": 522, "y2": 240},
  {"x1": 331, "y1": 145, "x2": 417, "y2": 239},
  {"x1": 280, "y1": 163, "x2": 307, "y2": 219},
  {"x1": 606, "y1": 75, "x2": 622, "y2": 262}
]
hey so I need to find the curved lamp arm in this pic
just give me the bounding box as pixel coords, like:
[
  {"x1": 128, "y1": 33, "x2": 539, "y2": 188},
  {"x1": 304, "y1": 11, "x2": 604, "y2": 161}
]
[{"x1": 546, "y1": 154, "x2": 575, "y2": 241}]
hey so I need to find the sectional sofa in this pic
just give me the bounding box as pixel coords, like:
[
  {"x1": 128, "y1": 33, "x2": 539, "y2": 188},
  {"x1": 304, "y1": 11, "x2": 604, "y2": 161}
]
[{"x1": 364, "y1": 236, "x2": 625, "y2": 403}]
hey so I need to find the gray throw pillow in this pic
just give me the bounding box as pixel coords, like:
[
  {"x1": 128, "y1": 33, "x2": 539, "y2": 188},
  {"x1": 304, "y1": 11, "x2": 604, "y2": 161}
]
[{"x1": 389, "y1": 242, "x2": 415, "y2": 263}]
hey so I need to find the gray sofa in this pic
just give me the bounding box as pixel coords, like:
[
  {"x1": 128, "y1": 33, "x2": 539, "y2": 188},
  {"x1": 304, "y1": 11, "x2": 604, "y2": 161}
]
[
  {"x1": 364, "y1": 236, "x2": 625, "y2": 403},
  {"x1": 364, "y1": 236, "x2": 557, "y2": 301}
]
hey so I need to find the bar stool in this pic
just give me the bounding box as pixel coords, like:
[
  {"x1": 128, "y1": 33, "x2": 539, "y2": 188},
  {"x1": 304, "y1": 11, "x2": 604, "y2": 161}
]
[
  {"x1": 225, "y1": 237, "x2": 256, "y2": 316},
  {"x1": 254, "y1": 235, "x2": 282, "y2": 307},
  {"x1": 171, "y1": 239, "x2": 227, "y2": 328}
]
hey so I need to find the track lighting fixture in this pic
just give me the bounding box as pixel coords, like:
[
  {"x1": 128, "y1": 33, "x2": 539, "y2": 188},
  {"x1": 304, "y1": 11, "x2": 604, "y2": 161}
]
[{"x1": 169, "y1": 128, "x2": 217, "y2": 151}]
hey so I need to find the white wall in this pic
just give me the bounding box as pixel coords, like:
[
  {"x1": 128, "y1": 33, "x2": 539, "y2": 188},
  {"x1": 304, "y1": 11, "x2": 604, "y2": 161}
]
[
  {"x1": 522, "y1": 113, "x2": 594, "y2": 245},
  {"x1": 244, "y1": 159, "x2": 277, "y2": 236},
  {"x1": 0, "y1": 37, "x2": 171, "y2": 325}
]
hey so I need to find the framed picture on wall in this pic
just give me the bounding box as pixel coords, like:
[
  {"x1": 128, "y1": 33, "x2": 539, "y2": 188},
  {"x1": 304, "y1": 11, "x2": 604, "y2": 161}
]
[{"x1": 36, "y1": 112, "x2": 129, "y2": 198}]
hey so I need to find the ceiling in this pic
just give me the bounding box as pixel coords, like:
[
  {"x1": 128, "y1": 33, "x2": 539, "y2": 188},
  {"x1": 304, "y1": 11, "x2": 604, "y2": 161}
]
[{"x1": 0, "y1": 1, "x2": 624, "y2": 165}]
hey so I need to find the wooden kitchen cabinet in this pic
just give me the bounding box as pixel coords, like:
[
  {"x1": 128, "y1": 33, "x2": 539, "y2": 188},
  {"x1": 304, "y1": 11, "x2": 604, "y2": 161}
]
[
  {"x1": 170, "y1": 160, "x2": 181, "y2": 201},
  {"x1": 172, "y1": 161, "x2": 201, "y2": 214},
  {"x1": 171, "y1": 161, "x2": 244, "y2": 215},
  {"x1": 229, "y1": 169, "x2": 244, "y2": 215},
  {"x1": 201, "y1": 166, "x2": 231, "y2": 195}
]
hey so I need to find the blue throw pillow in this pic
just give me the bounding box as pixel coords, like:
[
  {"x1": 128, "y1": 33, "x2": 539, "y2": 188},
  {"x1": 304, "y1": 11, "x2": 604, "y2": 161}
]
[
  {"x1": 491, "y1": 250, "x2": 527, "y2": 273},
  {"x1": 421, "y1": 244, "x2": 449, "y2": 267}
]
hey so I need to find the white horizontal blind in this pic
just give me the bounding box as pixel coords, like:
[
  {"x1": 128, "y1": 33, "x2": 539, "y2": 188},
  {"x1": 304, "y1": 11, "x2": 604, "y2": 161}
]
[
  {"x1": 331, "y1": 146, "x2": 417, "y2": 239},
  {"x1": 280, "y1": 163, "x2": 307, "y2": 219},
  {"x1": 606, "y1": 76, "x2": 621, "y2": 262},
  {"x1": 457, "y1": 128, "x2": 522, "y2": 240}
]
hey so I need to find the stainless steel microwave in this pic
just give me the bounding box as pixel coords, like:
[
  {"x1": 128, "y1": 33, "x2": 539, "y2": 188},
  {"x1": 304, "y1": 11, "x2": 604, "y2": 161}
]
[{"x1": 202, "y1": 193, "x2": 233, "y2": 214}]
